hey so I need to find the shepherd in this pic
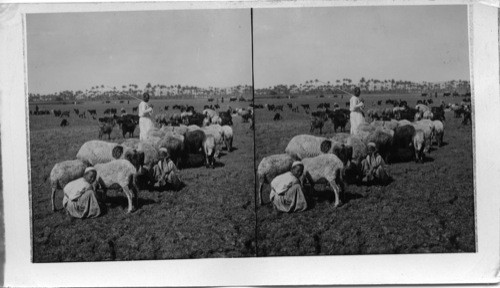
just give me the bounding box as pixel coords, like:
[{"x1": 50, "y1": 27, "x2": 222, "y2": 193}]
[
  {"x1": 62, "y1": 167, "x2": 104, "y2": 219},
  {"x1": 269, "y1": 161, "x2": 308, "y2": 213},
  {"x1": 349, "y1": 87, "x2": 365, "y2": 134},
  {"x1": 138, "y1": 92, "x2": 154, "y2": 141}
]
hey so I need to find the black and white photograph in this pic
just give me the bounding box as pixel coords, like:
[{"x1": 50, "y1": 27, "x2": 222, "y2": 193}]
[
  {"x1": 27, "y1": 9, "x2": 256, "y2": 262},
  {"x1": 254, "y1": 5, "x2": 475, "y2": 256},
  {"x1": 1, "y1": 1, "x2": 499, "y2": 287}
]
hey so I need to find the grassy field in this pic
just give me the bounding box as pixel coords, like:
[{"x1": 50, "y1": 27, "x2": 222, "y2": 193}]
[
  {"x1": 254, "y1": 93, "x2": 475, "y2": 256},
  {"x1": 29, "y1": 99, "x2": 256, "y2": 262},
  {"x1": 29, "y1": 92, "x2": 475, "y2": 261}
]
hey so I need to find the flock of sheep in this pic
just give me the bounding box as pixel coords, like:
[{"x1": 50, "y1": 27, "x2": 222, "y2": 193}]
[
  {"x1": 256, "y1": 102, "x2": 450, "y2": 209},
  {"x1": 49, "y1": 105, "x2": 253, "y2": 214}
]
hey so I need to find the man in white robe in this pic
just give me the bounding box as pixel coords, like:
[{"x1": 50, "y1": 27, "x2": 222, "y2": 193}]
[{"x1": 138, "y1": 92, "x2": 154, "y2": 141}]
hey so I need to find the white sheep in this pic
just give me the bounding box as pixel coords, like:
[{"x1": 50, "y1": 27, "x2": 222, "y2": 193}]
[
  {"x1": 211, "y1": 115, "x2": 222, "y2": 125},
  {"x1": 423, "y1": 110, "x2": 434, "y2": 120},
  {"x1": 202, "y1": 117, "x2": 210, "y2": 127},
  {"x1": 285, "y1": 134, "x2": 341, "y2": 160},
  {"x1": 432, "y1": 120, "x2": 444, "y2": 147},
  {"x1": 256, "y1": 154, "x2": 296, "y2": 206},
  {"x1": 203, "y1": 134, "x2": 216, "y2": 168},
  {"x1": 203, "y1": 109, "x2": 218, "y2": 120},
  {"x1": 187, "y1": 124, "x2": 202, "y2": 132},
  {"x1": 398, "y1": 119, "x2": 412, "y2": 127},
  {"x1": 301, "y1": 154, "x2": 345, "y2": 207},
  {"x1": 94, "y1": 159, "x2": 139, "y2": 213},
  {"x1": 76, "y1": 140, "x2": 136, "y2": 166},
  {"x1": 413, "y1": 129, "x2": 425, "y2": 162},
  {"x1": 202, "y1": 124, "x2": 224, "y2": 158},
  {"x1": 221, "y1": 125, "x2": 234, "y2": 152},
  {"x1": 413, "y1": 119, "x2": 435, "y2": 153},
  {"x1": 49, "y1": 159, "x2": 88, "y2": 212}
]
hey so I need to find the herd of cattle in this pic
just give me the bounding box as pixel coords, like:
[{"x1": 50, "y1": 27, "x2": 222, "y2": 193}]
[
  {"x1": 45, "y1": 101, "x2": 256, "y2": 213},
  {"x1": 255, "y1": 96, "x2": 472, "y2": 208}
]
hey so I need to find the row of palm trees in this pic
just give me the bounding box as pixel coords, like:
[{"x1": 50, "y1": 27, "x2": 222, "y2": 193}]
[
  {"x1": 256, "y1": 78, "x2": 470, "y2": 96},
  {"x1": 28, "y1": 78, "x2": 470, "y2": 102}
]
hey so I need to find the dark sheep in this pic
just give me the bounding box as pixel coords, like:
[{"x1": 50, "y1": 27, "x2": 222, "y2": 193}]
[
  {"x1": 219, "y1": 111, "x2": 233, "y2": 126},
  {"x1": 116, "y1": 114, "x2": 139, "y2": 138},
  {"x1": 329, "y1": 110, "x2": 348, "y2": 132},
  {"x1": 391, "y1": 124, "x2": 416, "y2": 163},
  {"x1": 310, "y1": 117, "x2": 325, "y2": 134},
  {"x1": 182, "y1": 130, "x2": 206, "y2": 166},
  {"x1": 183, "y1": 112, "x2": 205, "y2": 126},
  {"x1": 60, "y1": 119, "x2": 69, "y2": 127},
  {"x1": 431, "y1": 106, "x2": 445, "y2": 122},
  {"x1": 158, "y1": 136, "x2": 184, "y2": 168},
  {"x1": 98, "y1": 120, "x2": 115, "y2": 140},
  {"x1": 273, "y1": 113, "x2": 282, "y2": 121}
]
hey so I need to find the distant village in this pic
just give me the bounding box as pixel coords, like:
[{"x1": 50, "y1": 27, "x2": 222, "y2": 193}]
[{"x1": 28, "y1": 78, "x2": 470, "y2": 102}]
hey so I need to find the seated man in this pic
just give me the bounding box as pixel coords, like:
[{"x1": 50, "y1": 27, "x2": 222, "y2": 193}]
[
  {"x1": 63, "y1": 167, "x2": 104, "y2": 219},
  {"x1": 270, "y1": 161, "x2": 308, "y2": 213},
  {"x1": 151, "y1": 148, "x2": 182, "y2": 190},
  {"x1": 361, "y1": 142, "x2": 390, "y2": 184}
]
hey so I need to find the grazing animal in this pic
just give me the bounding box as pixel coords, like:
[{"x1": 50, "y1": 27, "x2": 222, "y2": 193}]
[
  {"x1": 60, "y1": 119, "x2": 69, "y2": 127},
  {"x1": 391, "y1": 125, "x2": 416, "y2": 162},
  {"x1": 285, "y1": 134, "x2": 352, "y2": 165},
  {"x1": 98, "y1": 120, "x2": 115, "y2": 140},
  {"x1": 273, "y1": 113, "x2": 282, "y2": 121},
  {"x1": 301, "y1": 154, "x2": 345, "y2": 207},
  {"x1": 157, "y1": 136, "x2": 184, "y2": 168},
  {"x1": 203, "y1": 134, "x2": 216, "y2": 168},
  {"x1": 413, "y1": 130, "x2": 425, "y2": 163},
  {"x1": 221, "y1": 125, "x2": 234, "y2": 152},
  {"x1": 329, "y1": 110, "x2": 349, "y2": 132},
  {"x1": 432, "y1": 120, "x2": 444, "y2": 147},
  {"x1": 310, "y1": 117, "x2": 325, "y2": 134},
  {"x1": 76, "y1": 140, "x2": 143, "y2": 166},
  {"x1": 116, "y1": 115, "x2": 139, "y2": 138},
  {"x1": 94, "y1": 160, "x2": 141, "y2": 213},
  {"x1": 462, "y1": 106, "x2": 472, "y2": 125},
  {"x1": 256, "y1": 154, "x2": 296, "y2": 206},
  {"x1": 202, "y1": 124, "x2": 224, "y2": 158},
  {"x1": 412, "y1": 119, "x2": 435, "y2": 153},
  {"x1": 182, "y1": 130, "x2": 206, "y2": 166},
  {"x1": 49, "y1": 160, "x2": 88, "y2": 212}
]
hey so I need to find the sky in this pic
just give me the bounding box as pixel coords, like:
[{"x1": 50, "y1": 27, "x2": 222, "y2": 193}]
[
  {"x1": 27, "y1": 10, "x2": 252, "y2": 94},
  {"x1": 254, "y1": 5, "x2": 470, "y2": 88},
  {"x1": 27, "y1": 6, "x2": 470, "y2": 94}
]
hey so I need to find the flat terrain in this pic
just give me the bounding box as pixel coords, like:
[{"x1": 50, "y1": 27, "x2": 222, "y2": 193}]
[
  {"x1": 30, "y1": 99, "x2": 256, "y2": 262},
  {"x1": 254, "y1": 93, "x2": 475, "y2": 256},
  {"x1": 29, "y1": 92, "x2": 475, "y2": 261}
]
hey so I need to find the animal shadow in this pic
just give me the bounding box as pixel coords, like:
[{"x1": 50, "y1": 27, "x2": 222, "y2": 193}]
[{"x1": 136, "y1": 198, "x2": 157, "y2": 209}]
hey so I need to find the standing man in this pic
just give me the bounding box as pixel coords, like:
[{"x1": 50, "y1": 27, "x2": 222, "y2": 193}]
[
  {"x1": 138, "y1": 92, "x2": 154, "y2": 141},
  {"x1": 349, "y1": 87, "x2": 365, "y2": 134},
  {"x1": 269, "y1": 161, "x2": 308, "y2": 213}
]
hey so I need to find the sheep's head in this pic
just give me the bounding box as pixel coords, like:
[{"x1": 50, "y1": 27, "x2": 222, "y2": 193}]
[
  {"x1": 124, "y1": 149, "x2": 145, "y2": 170},
  {"x1": 343, "y1": 160, "x2": 360, "y2": 184},
  {"x1": 333, "y1": 143, "x2": 352, "y2": 166},
  {"x1": 112, "y1": 145, "x2": 124, "y2": 159},
  {"x1": 320, "y1": 140, "x2": 332, "y2": 154}
]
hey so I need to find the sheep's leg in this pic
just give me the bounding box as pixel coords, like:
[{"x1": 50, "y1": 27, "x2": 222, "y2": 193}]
[
  {"x1": 122, "y1": 185, "x2": 135, "y2": 213},
  {"x1": 257, "y1": 179, "x2": 265, "y2": 206},
  {"x1": 328, "y1": 180, "x2": 342, "y2": 207},
  {"x1": 51, "y1": 185, "x2": 57, "y2": 212},
  {"x1": 131, "y1": 175, "x2": 140, "y2": 209}
]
